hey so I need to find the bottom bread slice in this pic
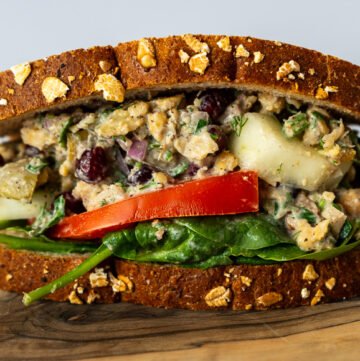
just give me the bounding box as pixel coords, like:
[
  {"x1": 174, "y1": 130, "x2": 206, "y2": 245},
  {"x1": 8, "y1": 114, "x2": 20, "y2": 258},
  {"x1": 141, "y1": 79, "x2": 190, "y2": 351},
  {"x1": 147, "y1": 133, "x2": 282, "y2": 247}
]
[{"x1": 0, "y1": 245, "x2": 359, "y2": 310}]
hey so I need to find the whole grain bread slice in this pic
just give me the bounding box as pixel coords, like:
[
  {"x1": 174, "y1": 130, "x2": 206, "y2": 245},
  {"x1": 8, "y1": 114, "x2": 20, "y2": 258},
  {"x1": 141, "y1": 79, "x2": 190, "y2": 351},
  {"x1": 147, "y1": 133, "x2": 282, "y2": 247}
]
[
  {"x1": 0, "y1": 245, "x2": 359, "y2": 310},
  {"x1": 0, "y1": 35, "x2": 358, "y2": 135}
]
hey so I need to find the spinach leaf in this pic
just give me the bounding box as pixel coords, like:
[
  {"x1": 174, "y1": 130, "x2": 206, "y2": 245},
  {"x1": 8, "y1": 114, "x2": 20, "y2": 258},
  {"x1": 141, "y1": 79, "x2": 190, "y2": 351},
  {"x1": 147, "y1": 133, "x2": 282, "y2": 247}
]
[
  {"x1": 103, "y1": 215, "x2": 295, "y2": 265},
  {"x1": 20, "y1": 214, "x2": 360, "y2": 305},
  {"x1": 30, "y1": 196, "x2": 66, "y2": 236}
]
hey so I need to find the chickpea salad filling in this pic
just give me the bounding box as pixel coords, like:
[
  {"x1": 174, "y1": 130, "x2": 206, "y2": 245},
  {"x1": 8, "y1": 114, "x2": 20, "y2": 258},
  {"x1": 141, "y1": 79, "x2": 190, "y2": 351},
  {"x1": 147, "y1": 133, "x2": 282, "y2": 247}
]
[{"x1": 1, "y1": 88, "x2": 360, "y2": 265}]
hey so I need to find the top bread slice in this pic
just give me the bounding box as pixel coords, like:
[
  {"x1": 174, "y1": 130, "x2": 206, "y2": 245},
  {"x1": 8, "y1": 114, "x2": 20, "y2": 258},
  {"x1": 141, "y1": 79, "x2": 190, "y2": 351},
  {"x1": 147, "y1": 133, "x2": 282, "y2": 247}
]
[{"x1": 0, "y1": 35, "x2": 359, "y2": 135}]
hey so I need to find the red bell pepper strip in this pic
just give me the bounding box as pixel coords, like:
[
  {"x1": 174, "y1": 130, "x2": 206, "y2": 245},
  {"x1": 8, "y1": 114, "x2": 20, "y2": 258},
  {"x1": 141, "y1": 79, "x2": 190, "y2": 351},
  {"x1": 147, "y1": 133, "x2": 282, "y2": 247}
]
[{"x1": 50, "y1": 171, "x2": 258, "y2": 240}]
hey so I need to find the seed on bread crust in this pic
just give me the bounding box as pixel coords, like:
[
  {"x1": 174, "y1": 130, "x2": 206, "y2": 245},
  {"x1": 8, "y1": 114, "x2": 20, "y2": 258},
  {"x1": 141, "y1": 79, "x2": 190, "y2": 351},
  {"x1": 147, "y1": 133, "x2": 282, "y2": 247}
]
[
  {"x1": 188, "y1": 52, "x2": 209, "y2": 75},
  {"x1": 182, "y1": 34, "x2": 210, "y2": 54},
  {"x1": 302, "y1": 264, "x2": 319, "y2": 281},
  {"x1": 316, "y1": 84, "x2": 340, "y2": 100},
  {"x1": 5, "y1": 273, "x2": 13, "y2": 281},
  {"x1": 276, "y1": 60, "x2": 301, "y2": 81},
  {"x1": 137, "y1": 38, "x2": 157, "y2": 69},
  {"x1": 99, "y1": 60, "x2": 112, "y2": 72},
  {"x1": 10, "y1": 63, "x2": 31, "y2": 86},
  {"x1": 205, "y1": 286, "x2": 232, "y2": 307},
  {"x1": 310, "y1": 289, "x2": 325, "y2": 306},
  {"x1": 315, "y1": 87, "x2": 329, "y2": 100},
  {"x1": 94, "y1": 74, "x2": 125, "y2": 102},
  {"x1": 240, "y1": 275, "x2": 252, "y2": 287},
  {"x1": 235, "y1": 44, "x2": 250, "y2": 58},
  {"x1": 216, "y1": 36, "x2": 232, "y2": 52},
  {"x1": 89, "y1": 267, "x2": 109, "y2": 288},
  {"x1": 0, "y1": 99, "x2": 8, "y2": 106},
  {"x1": 109, "y1": 272, "x2": 134, "y2": 293},
  {"x1": 325, "y1": 277, "x2": 336, "y2": 290},
  {"x1": 301, "y1": 288, "x2": 310, "y2": 299},
  {"x1": 256, "y1": 292, "x2": 283, "y2": 307},
  {"x1": 68, "y1": 290, "x2": 83, "y2": 305},
  {"x1": 86, "y1": 289, "x2": 100, "y2": 304},
  {"x1": 178, "y1": 49, "x2": 190, "y2": 63},
  {"x1": 118, "y1": 275, "x2": 134, "y2": 292},
  {"x1": 41, "y1": 77, "x2": 69, "y2": 103},
  {"x1": 253, "y1": 51, "x2": 265, "y2": 64}
]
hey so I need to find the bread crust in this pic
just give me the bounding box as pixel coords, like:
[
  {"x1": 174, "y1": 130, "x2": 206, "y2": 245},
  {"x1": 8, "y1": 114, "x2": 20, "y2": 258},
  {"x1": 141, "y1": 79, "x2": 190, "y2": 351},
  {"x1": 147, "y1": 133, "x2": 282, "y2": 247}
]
[
  {"x1": 0, "y1": 245, "x2": 359, "y2": 310},
  {"x1": 0, "y1": 35, "x2": 358, "y2": 135}
]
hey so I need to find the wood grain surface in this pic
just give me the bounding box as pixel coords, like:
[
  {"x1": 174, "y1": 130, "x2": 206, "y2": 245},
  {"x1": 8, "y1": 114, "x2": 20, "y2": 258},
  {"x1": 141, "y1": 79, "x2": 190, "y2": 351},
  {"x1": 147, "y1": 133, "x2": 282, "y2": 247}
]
[{"x1": 0, "y1": 291, "x2": 359, "y2": 361}]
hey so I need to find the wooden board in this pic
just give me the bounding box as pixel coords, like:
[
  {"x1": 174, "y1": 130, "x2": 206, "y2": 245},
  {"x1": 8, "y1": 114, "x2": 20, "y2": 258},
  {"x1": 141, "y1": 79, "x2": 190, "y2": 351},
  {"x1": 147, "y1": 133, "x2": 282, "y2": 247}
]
[{"x1": 0, "y1": 291, "x2": 359, "y2": 361}]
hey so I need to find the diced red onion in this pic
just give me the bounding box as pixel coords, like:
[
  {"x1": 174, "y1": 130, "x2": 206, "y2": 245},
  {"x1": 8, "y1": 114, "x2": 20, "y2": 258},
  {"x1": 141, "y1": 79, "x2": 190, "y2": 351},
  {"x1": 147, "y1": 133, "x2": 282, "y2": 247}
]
[{"x1": 128, "y1": 140, "x2": 148, "y2": 161}]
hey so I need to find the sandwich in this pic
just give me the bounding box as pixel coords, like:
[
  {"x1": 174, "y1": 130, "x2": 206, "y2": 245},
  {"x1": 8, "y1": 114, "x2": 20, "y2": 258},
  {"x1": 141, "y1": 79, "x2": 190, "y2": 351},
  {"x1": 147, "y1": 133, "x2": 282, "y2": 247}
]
[{"x1": 0, "y1": 35, "x2": 359, "y2": 310}]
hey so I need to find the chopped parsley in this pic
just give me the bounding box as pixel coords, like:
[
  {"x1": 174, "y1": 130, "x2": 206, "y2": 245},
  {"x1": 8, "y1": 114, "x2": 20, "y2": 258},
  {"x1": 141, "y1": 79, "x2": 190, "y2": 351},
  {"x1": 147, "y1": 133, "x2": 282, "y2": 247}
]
[
  {"x1": 169, "y1": 162, "x2": 189, "y2": 177},
  {"x1": 298, "y1": 207, "x2": 316, "y2": 226},
  {"x1": 148, "y1": 139, "x2": 161, "y2": 150},
  {"x1": 25, "y1": 158, "x2": 48, "y2": 175},
  {"x1": 59, "y1": 118, "x2": 73, "y2": 148},
  {"x1": 194, "y1": 119, "x2": 208, "y2": 134},
  {"x1": 283, "y1": 112, "x2": 309, "y2": 138},
  {"x1": 164, "y1": 150, "x2": 173, "y2": 162}
]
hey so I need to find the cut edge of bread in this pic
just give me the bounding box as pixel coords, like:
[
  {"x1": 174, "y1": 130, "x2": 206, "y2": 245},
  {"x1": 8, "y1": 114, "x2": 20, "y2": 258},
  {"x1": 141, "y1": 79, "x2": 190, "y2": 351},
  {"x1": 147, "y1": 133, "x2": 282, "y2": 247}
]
[
  {"x1": 0, "y1": 245, "x2": 359, "y2": 310},
  {"x1": 0, "y1": 35, "x2": 358, "y2": 135}
]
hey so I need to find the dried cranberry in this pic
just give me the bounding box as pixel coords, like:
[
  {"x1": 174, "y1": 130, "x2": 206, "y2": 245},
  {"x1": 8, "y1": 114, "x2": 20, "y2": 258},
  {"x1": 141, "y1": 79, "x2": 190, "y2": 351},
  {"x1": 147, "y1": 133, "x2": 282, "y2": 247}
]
[
  {"x1": 63, "y1": 192, "x2": 86, "y2": 215},
  {"x1": 208, "y1": 125, "x2": 227, "y2": 151},
  {"x1": 25, "y1": 145, "x2": 41, "y2": 157},
  {"x1": 199, "y1": 90, "x2": 234, "y2": 121},
  {"x1": 0, "y1": 155, "x2": 4, "y2": 167},
  {"x1": 128, "y1": 164, "x2": 153, "y2": 184},
  {"x1": 75, "y1": 147, "x2": 107, "y2": 183}
]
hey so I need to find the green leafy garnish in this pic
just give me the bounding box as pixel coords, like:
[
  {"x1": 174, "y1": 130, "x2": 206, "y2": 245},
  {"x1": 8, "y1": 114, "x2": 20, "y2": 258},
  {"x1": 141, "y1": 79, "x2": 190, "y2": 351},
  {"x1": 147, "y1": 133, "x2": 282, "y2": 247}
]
[
  {"x1": 25, "y1": 158, "x2": 48, "y2": 175},
  {"x1": 20, "y1": 215, "x2": 360, "y2": 305},
  {"x1": 169, "y1": 162, "x2": 188, "y2": 177},
  {"x1": 148, "y1": 139, "x2": 161, "y2": 150},
  {"x1": 311, "y1": 111, "x2": 325, "y2": 121},
  {"x1": 298, "y1": 207, "x2": 316, "y2": 226},
  {"x1": 59, "y1": 118, "x2": 73, "y2": 148},
  {"x1": 283, "y1": 112, "x2": 309, "y2": 138},
  {"x1": 30, "y1": 195, "x2": 66, "y2": 236},
  {"x1": 164, "y1": 150, "x2": 173, "y2": 162},
  {"x1": 139, "y1": 180, "x2": 156, "y2": 190},
  {"x1": 338, "y1": 220, "x2": 353, "y2": 244},
  {"x1": 231, "y1": 115, "x2": 248, "y2": 136},
  {"x1": 0, "y1": 233, "x2": 97, "y2": 254},
  {"x1": 194, "y1": 119, "x2": 208, "y2": 134}
]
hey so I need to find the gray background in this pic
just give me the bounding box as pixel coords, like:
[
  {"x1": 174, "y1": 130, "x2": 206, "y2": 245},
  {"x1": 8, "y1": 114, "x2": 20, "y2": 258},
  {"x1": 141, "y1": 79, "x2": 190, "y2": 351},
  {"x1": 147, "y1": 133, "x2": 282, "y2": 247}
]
[{"x1": 0, "y1": 0, "x2": 358, "y2": 69}]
